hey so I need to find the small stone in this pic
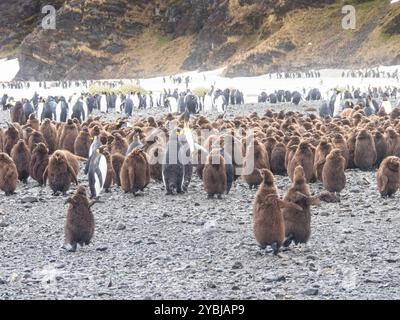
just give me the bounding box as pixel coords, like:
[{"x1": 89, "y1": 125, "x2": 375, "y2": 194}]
[
  {"x1": 207, "y1": 282, "x2": 217, "y2": 289},
  {"x1": 21, "y1": 197, "x2": 39, "y2": 203},
  {"x1": 232, "y1": 285, "x2": 240, "y2": 290},
  {"x1": 386, "y1": 257, "x2": 398, "y2": 263},
  {"x1": 96, "y1": 246, "x2": 108, "y2": 252},
  {"x1": 98, "y1": 292, "x2": 111, "y2": 297},
  {"x1": 116, "y1": 223, "x2": 126, "y2": 231},
  {"x1": 365, "y1": 278, "x2": 382, "y2": 284},
  {"x1": 303, "y1": 288, "x2": 319, "y2": 296},
  {"x1": 194, "y1": 203, "x2": 200, "y2": 207},
  {"x1": 134, "y1": 240, "x2": 142, "y2": 245},
  {"x1": 232, "y1": 262, "x2": 243, "y2": 269},
  {"x1": 0, "y1": 221, "x2": 9, "y2": 228}
]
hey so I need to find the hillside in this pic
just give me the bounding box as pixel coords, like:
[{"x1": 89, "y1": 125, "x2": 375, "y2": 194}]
[{"x1": 0, "y1": 0, "x2": 399, "y2": 80}]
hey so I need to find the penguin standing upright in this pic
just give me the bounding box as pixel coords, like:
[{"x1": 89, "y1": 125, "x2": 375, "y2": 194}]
[
  {"x1": 115, "y1": 94, "x2": 122, "y2": 114},
  {"x1": 85, "y1": 135, "x2": 105, "y2": 183},
  {"x1": 166, "y1": 97, "x2": 178, "y2": 113},
  {"x1": 37, "y1": 99, "x2": 44, "y2": 122},
  {"x1": 215, "y1": 94, "x2": 227, "y2": 114},
  {"x1": 331, "y1": 90, "x2": 343, "y2": 117},
  {"x1": 132, "y1": 93, "x2": 140, "y2": 110},
  {"x1": 124, "y1": 94, "x2": 134, "y2": 116},
  {"x1": 126, "y1": 133, "x2": 143, "y2": 155},
  {"x1": 87, "y1": 148, "x2": 108, "y2": 199},
  {"x1": 100, "y1": 94, "x2": 108, "y2": 113},
  {"x1": 162, "y1": 128, "x2": 185, "y2": 195},
  {"x1": 41, "y1": 98, "x2": 55, "y2": 121},
  {"x1": 56, "y1": 97, "x2": 68, "y2": 122},
  {"x1": 69, "y1": 94, "x2": 79, "y2": 120},
  {"x1": 204, "y1": 94, "x2": 213, "y2": 113},
  {"x1": 183, "y1": 109, "x2": 195, "y2": 154},
  {"x1": 56, "y1": 99, "x2": 62, "y2": 122},
  {"x1": 71, "y1": 98, "x2": 86, "y2": 123},
  {"x1": 221, "y1": 149, "x2": 234, "y2": 194},
  {"x1": 82, "y1": 98, "x2": 88, "y2": 122},
  {"x1": 88, "y1": 135, "x2": 103, "y2": 159}
]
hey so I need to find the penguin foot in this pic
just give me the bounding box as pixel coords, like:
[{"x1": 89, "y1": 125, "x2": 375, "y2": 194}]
[
  {"x1": 283, "y1": 234, "x2": 295, "y2": 248},
  {"x1": 217, "y1": 194, "x2": 223, "y2": 200},
  {"x1": 271, "y1": 242, "x2": 280, "y2": 256},
  {"x1": 259, "y1": 245, "x2": 267, "y2": 251},
  {"x1": 207, "y1": 194, "x2": 214, "y2": 199},
  {"x1": 135, "y1": 192, "x2": 145, "y2": 197},
  {"x1": 63, "y1": 243, "x2": 77, "y2": 253}
]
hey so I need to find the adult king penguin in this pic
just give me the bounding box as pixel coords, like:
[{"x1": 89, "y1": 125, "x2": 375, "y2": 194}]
[
  {"x1": 87, "y1": 147, "x2": 108, "y2": 199},
  {"x1": 100, "y1": 93, "x2": 108, "y2": 113}
]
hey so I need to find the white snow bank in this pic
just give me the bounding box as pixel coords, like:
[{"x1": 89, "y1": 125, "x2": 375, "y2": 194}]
[
  {"x1": 0, "y1": 58, "x2": 20, "y2": 82},
  {"x1": 1, "y1": 58, "x2": 399, "y2": 103}
]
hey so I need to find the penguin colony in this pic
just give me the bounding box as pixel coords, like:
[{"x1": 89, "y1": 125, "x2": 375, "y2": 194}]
[{"x1": 2, "y1": 102, "x2": 400, "y2": 254}]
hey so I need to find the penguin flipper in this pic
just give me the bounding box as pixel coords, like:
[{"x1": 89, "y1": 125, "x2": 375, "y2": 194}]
[
  {"x1": 66, "y1": 164, "x2": 78, "y2": 185},
  {"x1": 293, "y1": 191, "x2": 308, "y2": 203},
  {"x1": 84, "y1": 154, "x2": 93, "y2": 175},
  {"x1": 42, "y1": 166, "x2": 49, "y2": 186},
  {"x1": 88, "y1": 172, "x2": 97, "y2": 198},
  {"x1": 128, "y1": 167, "x2": 135, "y2": 192},
  {"x1": 283, "y1": 234, "x2": 295, "y2": 248},
  {"x1": 89, "y1": 200, "x2": 97, "y2": 208},
  {"x1": 307, "y1": 195, "x2": 321, "y2": 207},
  {"x1": 278, "y1": 200, "x2": 303, "y2": 211}
]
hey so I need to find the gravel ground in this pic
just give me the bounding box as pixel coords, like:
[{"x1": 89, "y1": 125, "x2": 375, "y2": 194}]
[{"x1": 0, "y1": 103, "x2": 399, "y2": 300}]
